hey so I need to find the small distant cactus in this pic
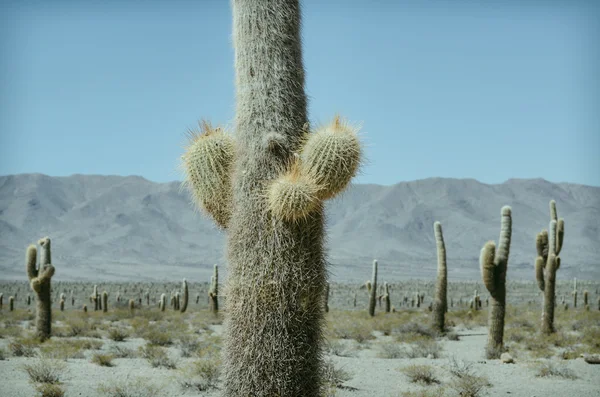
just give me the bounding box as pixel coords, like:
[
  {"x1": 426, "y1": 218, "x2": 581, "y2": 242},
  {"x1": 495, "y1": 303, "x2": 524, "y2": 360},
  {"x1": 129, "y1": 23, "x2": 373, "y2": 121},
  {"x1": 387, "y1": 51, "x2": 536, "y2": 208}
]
[
  {"x1": 535, "y1": 200, "x2": 565, "y2": 334},
  {"x1": 9, "y1": 296, "x2": 14, "y2": 311},
  {"x1": 383, "y1": 283, "x2": 390, "y2": 313},
  {"x1": 129, "y1": 299, "x2": 135, "y2": 314},
  {"x1": 59, "y1": 299, "x2": 64, "y2": 311},
  {"x1": 102, "y1": 291, "x2": 108, "y2": 313},
  {"x1": 431, "y1": 221, "x2": 447, "y2": 333},
  {"x1": 368, "y1": 260, "x2": 378, "y2": 317},
  {"x1": 180, "y1": 279, "x2": 189, "y2": 313},
  {"x1": 26, "y1": 237, "x2": 55, "y2": 341},
  {"x1": 209, "y1": 265, "x2": 219, "y2": 314},
  {"x1": 160, "y1": 293, "x2": 166, "y2": 312},
  {"x1": 0, "y1": 293, "x2": 3, "y2": 309},
  {"x1": 583, "y1": 290, "x2": 588, "y2": 307},
  {"x1": 27, "y1": 294, "x2": 31, "y2": 306},
  {"x1": 480, "y1": 206, "x2": 511, "y2": 359},
  {"x1": 83, "y1": 304, "x2": 87, "y2": 313},
  {"x1": 92, "y1": 285, "x2": 99, "y2": 311}
]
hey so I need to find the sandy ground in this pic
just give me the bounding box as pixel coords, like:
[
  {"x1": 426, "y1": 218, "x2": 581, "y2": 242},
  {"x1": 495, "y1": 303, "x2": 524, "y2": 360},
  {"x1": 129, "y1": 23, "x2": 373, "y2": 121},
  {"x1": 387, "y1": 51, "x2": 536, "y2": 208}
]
[{"x1": 1, "y1": 323, "x2": 599, "y2": 397}]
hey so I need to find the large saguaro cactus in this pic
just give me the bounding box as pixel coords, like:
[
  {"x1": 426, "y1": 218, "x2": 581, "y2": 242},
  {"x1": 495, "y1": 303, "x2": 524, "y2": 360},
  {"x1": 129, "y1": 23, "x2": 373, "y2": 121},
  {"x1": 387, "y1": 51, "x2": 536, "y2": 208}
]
[
  {"x1": 431, "y1": 221, "x2": 447, "y2": 333},
  {"x1": 180, "y1": 1, "x2": 362, "y2": 395},
  {"x1": 26, "y1": 237, "x2": 55, "y2": 341},
  {"x1": 480, "y1": 206, "x2": 511, "y2": 358},
  {"x1": 535, "y1": 200, "x2": 565, "y2": 334}
]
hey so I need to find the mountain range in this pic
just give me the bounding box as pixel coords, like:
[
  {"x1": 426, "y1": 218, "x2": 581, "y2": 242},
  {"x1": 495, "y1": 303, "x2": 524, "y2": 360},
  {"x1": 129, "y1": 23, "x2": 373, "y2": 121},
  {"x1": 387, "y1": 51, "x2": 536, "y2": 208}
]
[{"x1": 0, "y1": 173, "x2": 598, "y2": 282}]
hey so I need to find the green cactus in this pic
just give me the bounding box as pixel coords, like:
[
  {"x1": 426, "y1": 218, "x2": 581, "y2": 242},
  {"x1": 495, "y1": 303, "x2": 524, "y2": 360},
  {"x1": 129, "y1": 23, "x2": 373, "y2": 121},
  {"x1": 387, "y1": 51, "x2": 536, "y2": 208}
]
[
  {"x1": 431, "y1": 221, "x2": 447, "y2": 333},
  {"x1": 92, "y1": 285, "x2": 99, "y2": 311},
  {"x1": 584, "y1": 290, "x2": 588, "y2": 307},
  {"x1": 179, "y1": 1, "x2": 362, "y2": 394},
  {"x1": 83, "y1": 304, "x2": 87, "y2": 313},
  {"x1": 9, "y1": 296, "x2": 14, "y2": 311},
  {"x1": 102, "y1": 291, "x2": 108, "y2": 313},
  {"x1": 209, "y1": 265, "x2": 218, "y2": 314},
  {"x1": 59, "y1": 298, "x2": 64, "y2": 311},
  {"x1": 129, "y1": 299, "x2": 135, "y2": 315},
  {"x1": 0, "y1": 293, "x2": 3, "y2": 309},
  {"x1": 180, "y1": 279, "x2": 189, "y2": 313},
  {"x1": 480, "y1": 206, "x2": 511, "y2": 359},
  {"x1": 369, "y1": 260, "x2": 378, "y2": 317},
  {"x1": 26, "y1": 237, "x2": 55, "y2": 341},
  {"x1": 535, "y1": 200, "x2": 565, "y2": 334}
]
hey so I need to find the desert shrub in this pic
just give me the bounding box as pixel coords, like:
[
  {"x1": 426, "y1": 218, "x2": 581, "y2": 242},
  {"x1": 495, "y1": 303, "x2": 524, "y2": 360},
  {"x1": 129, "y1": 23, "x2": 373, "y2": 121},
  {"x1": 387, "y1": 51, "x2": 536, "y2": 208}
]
[
  {"x1": 394, "y1": 322, "x2": 437, "y2": 339},
  {"x1": 325, "y1": 340, "x2": 355, "y2": 357},
  {"x1": 446, "y1": 332, "x2": 460, "y2": 341},
  {"x1": 534, "y1": 361, "x2": 577, "y2": 379},
  {"x1": 404, "y1": 339, "x2": 442, "y2": 359},
  {"x1": 91, "y1": 353, "x2": 114, "y2": 367},
  {"x1": 9, "y1": 338, "x2": 39, "y2": 357},
  {"x1": 322, "y1": 359, "x2": 353, "y2": 394},
  {"x1": 138, "y1": 345, "x2": 176, "y2": 369},
  {"x1": 23, "y1": 358, "x2": 67, "y2": 384},
  {"x1": 35, "y1": 383, "x2": 65, "y2": 397},
  {"x1": 400, "y1": 364, "x2": 440, "y2": 385},
  {"x1": 108, "y1": 345, "x2": 137, "y2": 358},
  {"x1": 0, "y1": 324, "x2": 26, "y2": 338},
  {"x1": 446, "y1": 357, "x2": 490, "y2": 397},
  {"x1": 177, "y1": 334, "x2": 201, "y2": 358},
  {"x1": 178, "y1": 358, "x2": 221, "y2": 392},
  {"x1": 97, "y1": 377, "x2": 163, "y2": 397},
  {"x1": 108, "y1": 328, "x2": 129, "y2": 342},
  {"x1": 376, "y1": 342, "x2": 404, "y2": 359},
  {"x1": 63, "y1": 318, "x2": 90, "y2": 337}
]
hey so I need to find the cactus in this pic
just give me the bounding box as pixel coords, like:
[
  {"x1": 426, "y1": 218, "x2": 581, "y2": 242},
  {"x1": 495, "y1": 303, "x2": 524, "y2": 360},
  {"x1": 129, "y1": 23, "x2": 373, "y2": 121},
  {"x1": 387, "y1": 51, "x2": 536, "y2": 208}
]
[
  {"x1": 584, "y1": 290, "x2": 588, "y2": 307},
  {"x1": 102, "y1": 291, "x2": 108, "y2": 313},
  {"x1": 174, "y1": 292, "x2": 180, "y2": 311},
  {"x1": 535, "y1": 200, "x2": 565, "y2": 334},
  {"x1": 160, "y1": 293, "x2": 166, "y2": 312},
  {"x1": 129, "y1": 299, "x2": 135, "y2": 315},
  {"x1": 92, "y1": 285, "x2": 99, "y2": 311},
  {"x1": 27, "y1": 294, "x2": 31, "y2": 306},
  {"x1": 59, "y1": 299, "x2": 64, "y2": 311},
  {"x1": 368, "y1": 260, "x2": 378, "y2": 316},
  {"x1": 480, "y1": 206, "x2": 512, "y2": 359},
  {"x1": 573, "y1": 290, "x2": 578, "y2": 308},
  {"x1": 353, "y1": 292, "x2": 357, "y2": 308},
  {"x1": 383, "y1": 283, "x2": 391, "y2": 313},
  {"x1": 83, "y1": 304, "x2": 87, "y2": 313},
  {"x1": 597, "y1": 296, "x2": 600, "y2": 311},
  {"x1": 26, "y1": 237, "x2": 55, "y2": 341},
  {"x1": 324, "y1": 282, "x2": 330, "y2": 313},
  {"x1": 431, "y1": 221, "x2": 447, "y2": 333},
  {"x1": 9, "y1": 296, "x2": 14, "y2": 311},
  {"x1": 209, "y1": 265, "x2": 219, "y2": 314},
  {"x1": 180, "y1": 279, "x2": 189, "y2": 313},
  {"x1": 179, "y1": 1, "x2": 362, "y2": 394},
  {"x1": 415, "y1": 292, "x2": 421, "y2": 308}
]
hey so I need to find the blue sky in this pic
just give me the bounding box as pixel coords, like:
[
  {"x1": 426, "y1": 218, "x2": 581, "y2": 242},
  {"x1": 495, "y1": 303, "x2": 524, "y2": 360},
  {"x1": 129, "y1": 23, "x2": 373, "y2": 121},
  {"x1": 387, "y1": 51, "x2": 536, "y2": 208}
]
[{"x1": 1, "y1": 0, "x2": 598, "y2": 186}]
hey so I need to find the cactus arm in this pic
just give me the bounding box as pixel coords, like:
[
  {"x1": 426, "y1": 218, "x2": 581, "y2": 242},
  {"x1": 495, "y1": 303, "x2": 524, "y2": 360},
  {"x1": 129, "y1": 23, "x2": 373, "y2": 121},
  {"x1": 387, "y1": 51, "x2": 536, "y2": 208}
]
[
  {"x1": 180, "y1": 278, "x2": 189, "y2": 313},
  {"x1": 548, "y1": 220, "x2": 557, "y2": 256},
  {"x1": 556, "y1": 218, "x2": 564, "y2": 255},
  {"x1": 26, "y1": 245, "x2": 38, "y2": 281},
  {"x1": 549, "y1": 199, "x2": 557, "y2": 222},
  {"x1": 494, "y1": 206, "x2": 512, "y2": 278},
  {"x1": 480, "y1": 241, "x2": 497, "y2": 296},
  {"x1": 535, "y1": 257, "x2": 545, "y2": 291},
  {"x1": 180, "y1": 121, "x2": 235, "y2": 229}
]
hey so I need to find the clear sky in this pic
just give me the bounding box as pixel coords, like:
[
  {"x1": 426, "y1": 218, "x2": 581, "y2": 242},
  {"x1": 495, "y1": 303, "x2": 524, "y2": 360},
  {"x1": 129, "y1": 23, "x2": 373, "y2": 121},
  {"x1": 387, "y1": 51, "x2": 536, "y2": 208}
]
[{"x1": 1, "y1": 0, "x2": 598, "y2": 186}]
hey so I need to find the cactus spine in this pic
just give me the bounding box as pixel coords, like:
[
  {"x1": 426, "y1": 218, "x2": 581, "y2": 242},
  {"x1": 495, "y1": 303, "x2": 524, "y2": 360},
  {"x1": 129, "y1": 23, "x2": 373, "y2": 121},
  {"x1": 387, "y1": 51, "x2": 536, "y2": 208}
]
[
  {"x1": 102, "y1": 291, "x2": 108, "y2": 313},
  {"x1": 536, "y1": 200, "x2": 565, "y2": 334},
  {"x1": 180, "y1": 1, "x2": 362, "y2": 394},
  {"x1": 180, "y1": 279, "x2": 189, "y2": 313},
  {"x1": 480, "y1": 206, "x2": 511, "y2": 359},
  {"x1": 431, "y1": 221, "x2": 447, "y2": 333},
  {"x1": 26, "y1": 237, "x2": 55, "y2": 341},
  {"x1": 209, "y1": 265, "x2": 219, "y2": 314},
  {"x1": 369, "y1": 260, "x2": 378, "y2": 316},
  {"x1": 324, "y1": 282, "x2": 330, "y2": 313}
]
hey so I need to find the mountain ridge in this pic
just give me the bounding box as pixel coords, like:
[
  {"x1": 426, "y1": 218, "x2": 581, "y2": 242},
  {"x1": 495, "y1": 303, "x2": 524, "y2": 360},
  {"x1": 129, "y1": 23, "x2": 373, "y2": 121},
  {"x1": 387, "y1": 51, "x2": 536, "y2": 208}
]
[{"x1": 1, "y1": 173, "x2": 598, "y2": 282}]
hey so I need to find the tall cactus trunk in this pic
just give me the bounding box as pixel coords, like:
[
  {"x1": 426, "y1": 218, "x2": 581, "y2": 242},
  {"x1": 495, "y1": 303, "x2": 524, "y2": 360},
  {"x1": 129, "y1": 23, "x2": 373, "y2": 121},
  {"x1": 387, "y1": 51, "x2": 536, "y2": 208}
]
[
  {"x1": 368, "y1": 260, "x2": 378, "y2": 317},
  {"x1": 541, "y1": 254, "x2": 558, "y2": 333},
  {"x1": 431, "y1": 221, "x2": 447, "y2": 333},
  {"x1": 223, "y1": 1, "x2": 324, "y2": 395},
  {"x1": 480, "y1": 206, "x2": 511, "y2": 359}
]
